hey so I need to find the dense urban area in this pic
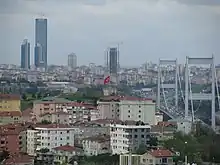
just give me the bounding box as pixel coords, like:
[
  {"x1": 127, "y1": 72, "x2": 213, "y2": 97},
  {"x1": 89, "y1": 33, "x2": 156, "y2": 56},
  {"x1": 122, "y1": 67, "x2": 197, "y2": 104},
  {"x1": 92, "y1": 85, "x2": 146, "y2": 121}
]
[{"x1": 1, "y1": 14, "x2": 220, "y2": 165}]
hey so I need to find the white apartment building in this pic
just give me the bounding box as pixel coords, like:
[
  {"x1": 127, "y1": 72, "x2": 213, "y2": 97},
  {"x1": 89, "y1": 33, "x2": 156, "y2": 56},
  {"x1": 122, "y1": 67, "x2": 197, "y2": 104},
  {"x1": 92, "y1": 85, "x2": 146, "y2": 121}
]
[
  {"x1": 26, "y1": 124, "x2": 75, "y2": 156},
  {"x1": 110, "y1": 120, "x2": 151, "y2": 155},
  {"x1": 97, "y1": 96, "x2": 156, "y2": 125},
  {"x1": 64, "y1": 103, "x2": 99, "y2": 123}
]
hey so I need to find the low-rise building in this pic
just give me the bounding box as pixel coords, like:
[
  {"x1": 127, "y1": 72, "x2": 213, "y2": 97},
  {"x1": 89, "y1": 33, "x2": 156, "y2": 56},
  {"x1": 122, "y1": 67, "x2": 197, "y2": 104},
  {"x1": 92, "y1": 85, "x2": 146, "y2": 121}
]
[
  {"x1": 0, "y1": 111, "x2": 22, "y2": 125},
  {"x1": 82, "y1": 134, "x2": 110, "y2": 156},
  {"x1": 110, "y1": 120, "x2": 151, "y2": 154},
  {"x1": 97, "y1": 96, "x2": 156, "y2": 125},
  {"x1": 52, "y1": 145, "x2": 83, "y2": 164},
  {"x1": 2, "y1": 154, "x2": 34, "y2": 165},
  {"x1": 0, "y1": 94, "x2": 21, "y2": 112},
  {"x1": 26, "y1": 124, "x2": 75, "y2": 156},
  {"x1": 40, "y1": 111, "x2": 70, "y2": 124}
]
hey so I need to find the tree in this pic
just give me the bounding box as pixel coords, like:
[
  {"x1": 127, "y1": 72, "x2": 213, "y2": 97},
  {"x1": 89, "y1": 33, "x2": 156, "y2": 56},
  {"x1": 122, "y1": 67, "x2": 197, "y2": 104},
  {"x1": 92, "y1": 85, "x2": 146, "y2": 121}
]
[
  {"x1": 22, "y1": 93, "x2": 27, "y2": 100},
  {"x1": 136, "y1": 143, "x2": 147, "y2": 154},
  {"x1": 41, "y1": 120, "x2": 52, "y2": 124},
  {"x1": 37, "y1": 92, "x2": 42, "y2": 99},
  {"x1": 32, "y1": 93, "x2": 36, "y2": 99}
]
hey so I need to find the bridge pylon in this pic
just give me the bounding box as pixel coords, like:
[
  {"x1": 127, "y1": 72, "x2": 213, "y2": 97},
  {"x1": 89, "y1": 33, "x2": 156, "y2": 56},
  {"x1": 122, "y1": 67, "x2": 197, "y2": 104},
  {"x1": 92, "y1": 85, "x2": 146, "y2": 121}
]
[
  {"x1": 157, "y1": 59, "x2": 179, "y2": 111},
  {"x1": 185, "y1": 56, "x2": 216, "y2": 130}
]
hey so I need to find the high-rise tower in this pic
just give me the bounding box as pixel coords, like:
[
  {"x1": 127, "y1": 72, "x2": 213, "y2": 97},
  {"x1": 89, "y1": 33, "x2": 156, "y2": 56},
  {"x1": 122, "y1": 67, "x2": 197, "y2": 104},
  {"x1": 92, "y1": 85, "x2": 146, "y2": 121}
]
[
  {"x1": 21, "y1": 39, "x2": 30, "y2": 70},
  {"x1": 109, "y1": 47, "x2": 118, "y2": 74},
  {"x1": 68, "y1": 53, "x2": 77, "y2": 69},
  {"x1": 34, "y1": 18, "x2": 47, "y2": 69}
]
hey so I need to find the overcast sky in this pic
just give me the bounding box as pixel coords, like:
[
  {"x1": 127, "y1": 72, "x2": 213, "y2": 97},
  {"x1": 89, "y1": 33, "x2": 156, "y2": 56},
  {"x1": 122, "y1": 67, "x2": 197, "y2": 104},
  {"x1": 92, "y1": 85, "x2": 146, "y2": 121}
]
[{"x1": 0, "y1": 0, "x2": 219, "y2": 66}]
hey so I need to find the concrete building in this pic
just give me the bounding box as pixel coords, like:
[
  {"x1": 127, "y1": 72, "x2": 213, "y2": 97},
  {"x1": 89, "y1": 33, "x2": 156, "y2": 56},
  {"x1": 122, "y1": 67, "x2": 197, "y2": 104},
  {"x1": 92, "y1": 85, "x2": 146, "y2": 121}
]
[
  {"x1": 33, "y1": 97, "x2": 71, "y2": 119},
  {"x1": 0, "y1": 111, "x2": 22, "y2": 125},
  {"x1": 65, "y1": 102, "x2": 99, "y2": 123},
  {"x1": 68, "y1": 53, "x2": 77, "y2": 69},
  {"x1": 40, "y1": 111, "x2": 70, "y2": 124},
  {"x1": 20, "y1": 39, "x2": 30, "y2": 70},
  {"x1": 0, "y1": 94, "x2": 21, "y2": 112},
  {"x1": 0, "y1": 124, "x2": 27, "y2": 154},
  {"x1": 97, "y1": 96, "x2": 156, "y2": 125},
  {"x1": 82, "y1": 134, "x2": 110, "y2": 156},
  {"x1": 35, "y1": 18, "x2": 47, "y2": 69},
  {"x1": 110, "y1": 120, "x2": 151, "y2": 155},
  {"x1": 26, "y1": 124, "x2": 75, "y2": 156}
]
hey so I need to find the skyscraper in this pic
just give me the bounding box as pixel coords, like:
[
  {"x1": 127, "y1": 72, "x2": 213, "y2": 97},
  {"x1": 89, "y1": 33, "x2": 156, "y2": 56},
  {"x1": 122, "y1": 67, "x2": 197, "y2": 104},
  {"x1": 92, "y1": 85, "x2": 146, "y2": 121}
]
[
  {"x1": 109, "y1": 47, "x2": 118, "y2": 74},
  {"x1": 34, "y1": 18, "x2": 47, "y2": 68},
  {"x1": 68, "y1": 53, "x2": 77, "y2": 69},
  {"x1": 21, "y1": 39, "x2": 30, "y2": 70}
]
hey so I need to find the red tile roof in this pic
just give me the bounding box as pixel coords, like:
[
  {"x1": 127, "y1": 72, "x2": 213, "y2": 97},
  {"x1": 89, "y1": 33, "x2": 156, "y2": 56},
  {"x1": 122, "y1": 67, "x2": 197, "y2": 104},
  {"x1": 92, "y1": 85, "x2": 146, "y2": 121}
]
[
  {"x1": 3, "y1": 154, "x2": 34, "y2": 165},
  {"x1": 149, "y1": 149, "x2": 173, "y2": 157},
  {"x1": 22, "y1": 108, "x2": 33, "y2": 117},
  {"x1": 0, "y1": 94, "x2": 20, "y2": 100},
  {"x1": 0, "y1": 111, "x2": 22, "y2": 117},
  {"x1": 157, "y1": 121, "x2": 177, "y2": 127},
  {"x1": 53, "y1": 145, "x2": 81, "y2": 152}
]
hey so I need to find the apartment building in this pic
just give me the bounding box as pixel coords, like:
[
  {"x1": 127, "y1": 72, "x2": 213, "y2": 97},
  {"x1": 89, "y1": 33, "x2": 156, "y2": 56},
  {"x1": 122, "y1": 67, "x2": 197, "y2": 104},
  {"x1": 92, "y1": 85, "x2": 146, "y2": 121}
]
[
  {"x1": 40, "y1": 111, "x2": 70, "y2": 124},
  {"x1": 0, "y1": 124, "x2": 26, "y2": 154},
  {"x1": 26, "y1": 124, "x2": 75, "y2": 156},
  {"x1": 65, "y1": 102, "x2": 99, "y2": 123},
  {"x1": 82, "y1": 134, "x2": 110, "y2": 156},
  {"x1": 0, "y1": 94, "x2": 20, "y2": 111},
  {"x1": 33, "y1": 97, "x2": 71, "y2": 118},
  {"x1": 0, "y1": 111, "x2": 22, "y2": 125},
  {"x1": 110, "y1": 120, "x2": 151, "y2": 154},
  {"x1": 97, "y1": 96, "x2": 156, "y2": 125}
]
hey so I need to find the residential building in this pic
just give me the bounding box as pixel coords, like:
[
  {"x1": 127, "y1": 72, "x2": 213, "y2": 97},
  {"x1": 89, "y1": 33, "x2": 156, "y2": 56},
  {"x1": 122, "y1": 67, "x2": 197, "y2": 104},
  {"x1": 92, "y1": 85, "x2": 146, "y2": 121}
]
[
  {"x1": 65, "y1": 102, "x2": 99, "y2": 123},
  {"x1": 97, "y1": 96, "x2": 156, "y2": 125},
  {"x1": 20, "y1": 39, "x2": 30, "y2": 70},
  {"x1": 119, "y1": 149, "x2": 174, "y2": 165},
  {"x1": 141, "y1": 149, "x2": 174, "y2": 165},
  {"x1": 26, "y1": 124, "x2": 75, "y2": 156},
  {"x1": 0, "y1": 94, "x2": 21, "y2": 112},
  {"x1": 110, "y1": 120, "x2": 151, "y2": 154},
  {"x1": 52, "y1": 145, "x2": 83, "y2": 164},
  {"x1": 2, "y1": 154, "x2": 34, "y2": 165},
  {"x1": 33, "y1": 97, "x2": 71, "y2": 119},
  {"x1": 82, "y1": 134, "x2": 110, "y2": 156},
  {"x1": 35, "y1": 18, "x2": 47, "y2": 69},
  {"x1": 0, "y1": 111, "x2": 22, "y2": 125},
  {"x1": 40, "y1": 111, "x2": 69, "y2": 124},
  {"x1": 35, "y1": 151, "x2": 55, "y2": 165},
  {"x1": 0, "y1": 124, "x2": 27, "y2": 154}
]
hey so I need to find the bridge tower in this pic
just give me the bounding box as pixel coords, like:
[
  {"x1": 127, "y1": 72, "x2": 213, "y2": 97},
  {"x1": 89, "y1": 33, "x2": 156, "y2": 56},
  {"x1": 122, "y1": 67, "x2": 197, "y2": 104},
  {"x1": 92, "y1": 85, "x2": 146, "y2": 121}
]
[
  {"x1": 185, "y1": 56, "x2": 216, "y2": 130},
  {"x1": 157, "y1": 59, "x2": 179, "y2": 110}
]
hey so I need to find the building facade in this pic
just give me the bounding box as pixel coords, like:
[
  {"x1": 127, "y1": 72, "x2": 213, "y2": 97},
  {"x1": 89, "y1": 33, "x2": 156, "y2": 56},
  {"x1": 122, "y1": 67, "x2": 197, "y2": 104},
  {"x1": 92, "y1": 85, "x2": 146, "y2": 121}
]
[
  {"x1": 97, "y1": 96, "x2": 156, "y2": 125},
  {"x1": 20, "y1": 39, "x2": 30, "y2": 70},
  {"x1": 110, "y1": 120, "x2": 151, "y2": 154},
  {"x1": 109, "y1": 47, "x2": 118, "y2": 74},
  {"x1": 35, "y1": 18, "x2": 47, "y2": 68},
  {"x1": 26, "y1": 124, "x2": 75, "y2": 155},
  {"x1": 0, "y1": 94, "x2": 21, "y2": 111},
  {"x1": 0, "y1": 111, "x2": 22, "y2": 125}
]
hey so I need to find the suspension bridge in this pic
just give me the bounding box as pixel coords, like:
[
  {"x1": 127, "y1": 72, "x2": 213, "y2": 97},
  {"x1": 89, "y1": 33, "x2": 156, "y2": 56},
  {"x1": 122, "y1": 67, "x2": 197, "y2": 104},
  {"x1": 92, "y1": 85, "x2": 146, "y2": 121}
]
[{"x1": 157, "y1": 56, "x2": 220, "y2": 131}]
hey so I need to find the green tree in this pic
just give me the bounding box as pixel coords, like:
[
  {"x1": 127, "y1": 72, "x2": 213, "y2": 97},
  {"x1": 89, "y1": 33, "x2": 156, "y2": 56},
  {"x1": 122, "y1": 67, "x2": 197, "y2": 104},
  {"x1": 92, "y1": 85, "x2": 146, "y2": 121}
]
[
  {"x1": 22, "y1": 93, "x2": 27, "y2": 100},
  {"x1": 136, "y1": 143, "x2": 147, "y2": 154},
  {"x1": 41, "y1": 120, "x2": 52, "y2": 124}
]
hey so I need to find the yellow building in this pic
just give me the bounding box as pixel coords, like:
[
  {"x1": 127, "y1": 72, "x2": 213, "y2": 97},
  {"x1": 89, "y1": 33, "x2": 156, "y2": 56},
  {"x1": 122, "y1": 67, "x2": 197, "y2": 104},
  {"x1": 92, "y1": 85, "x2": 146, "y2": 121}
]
[{"x1": 0, "y1": 94, "x2": 21, "y2": 111}]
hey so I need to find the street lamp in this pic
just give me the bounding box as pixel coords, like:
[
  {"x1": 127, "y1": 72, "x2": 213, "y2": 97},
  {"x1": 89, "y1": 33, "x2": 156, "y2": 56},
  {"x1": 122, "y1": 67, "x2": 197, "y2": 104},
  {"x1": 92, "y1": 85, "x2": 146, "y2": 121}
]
[{"x1": 185, "y1": 141, "x2": 188, "y2": 165}]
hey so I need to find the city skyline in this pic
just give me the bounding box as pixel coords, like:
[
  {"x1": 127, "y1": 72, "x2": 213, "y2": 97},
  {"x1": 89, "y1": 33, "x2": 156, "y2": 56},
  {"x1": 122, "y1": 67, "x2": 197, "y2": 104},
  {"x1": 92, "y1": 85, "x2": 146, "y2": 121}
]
[{"x1": 0, "y1": 0, "x2": 220, "y2": 66}]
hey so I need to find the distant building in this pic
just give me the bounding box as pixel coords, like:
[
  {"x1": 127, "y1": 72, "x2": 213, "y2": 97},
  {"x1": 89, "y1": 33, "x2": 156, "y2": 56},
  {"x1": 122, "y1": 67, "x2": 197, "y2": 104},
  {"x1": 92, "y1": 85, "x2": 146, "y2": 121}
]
[
  {"x1": 20, "y1": 39, "x2": 30, "y2": 70},
  {"x1": 0, "y1": 94, "x2": 21, "y2": 112},
  {"x1": 109, "y1": 47, "x2": 118, "y2": 74},
  {"x1": 68, "y1": 53, "x2": 77, "y2": 69},
  {"x1": 40, "y1": 111, "x2": 70, "y2": 124},
  {"x1": 35, "y1": 18, "x2": 47, "y2": 69}
]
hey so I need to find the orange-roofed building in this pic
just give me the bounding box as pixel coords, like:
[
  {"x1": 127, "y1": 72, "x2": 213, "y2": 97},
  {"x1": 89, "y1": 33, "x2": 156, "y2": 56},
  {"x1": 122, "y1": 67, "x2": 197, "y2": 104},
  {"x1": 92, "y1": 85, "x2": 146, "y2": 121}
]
[
  {"x1": 0, "y1": 111, "x2": 22, "y2": 125},
  {"x1": 0, "y1": 94, "x2": 21, "y2": 112},
  {"x1": 2, "y1": 154, "x2": 34, "y2": 165}
]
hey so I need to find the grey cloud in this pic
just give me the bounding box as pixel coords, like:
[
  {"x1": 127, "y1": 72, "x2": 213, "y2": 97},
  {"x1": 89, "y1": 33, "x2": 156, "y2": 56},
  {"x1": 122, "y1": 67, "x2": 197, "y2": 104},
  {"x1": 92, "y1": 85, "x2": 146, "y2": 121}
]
[{"x1": 175, "y1": 0, "x2": 220, "y2": 6}]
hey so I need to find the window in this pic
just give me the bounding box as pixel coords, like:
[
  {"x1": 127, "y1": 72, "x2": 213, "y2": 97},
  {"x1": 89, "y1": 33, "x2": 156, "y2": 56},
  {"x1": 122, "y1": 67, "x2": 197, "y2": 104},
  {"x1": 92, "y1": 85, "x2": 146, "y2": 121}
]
[
  {"x1": 60, "y1": 138, "x2": 62, "y2": 140},
  {"x1": 162, "y1": 158, "x2": 167, "y2": 163},
  {"x1": 134, "y1": 135, "x2": 138, "y2": 138},
  {"x1": 139, "y1": 110, "x2": 141, "y2": 113},
  {"x1": 139, "y1": 106, "x2": 141, "y2": 108},
  {"x1": 48, "y1": 143, "x2": 50, "y2": 146},
  {"x1": 128, "y1": 115, "x2": 130, "y2": 118},
  {"x1": 67, "y1": 130, "x2": 69, "y2": 133},
  {"x1": 60, "y1": 132, "x2": 62, "y2": 134},
  {"x1": 141, "y1": 135, "x2": 144, "y2": 138},
  {"x1": 138, "y1": 115, "x2": 141, "y2": 118},
  {"x1": 67, "y1": 136, "x2": 69, "y2": 140}
]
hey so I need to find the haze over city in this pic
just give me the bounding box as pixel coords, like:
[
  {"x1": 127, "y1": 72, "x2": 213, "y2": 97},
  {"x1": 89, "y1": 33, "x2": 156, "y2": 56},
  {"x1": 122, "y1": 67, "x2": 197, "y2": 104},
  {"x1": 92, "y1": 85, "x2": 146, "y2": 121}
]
[{"x1": 0, "y1": 0, "x2": 220, "y2": 66}]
